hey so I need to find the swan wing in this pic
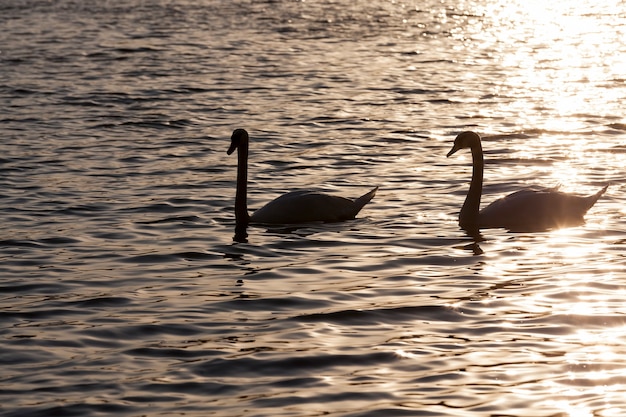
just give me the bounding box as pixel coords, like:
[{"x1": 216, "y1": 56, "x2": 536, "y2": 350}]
[
  {"x1": 479, "y1": 186, "x2": 607, "y2": 231},
  {"x1": 250, "y1": 187, "x2": 377, "y2": 224}
]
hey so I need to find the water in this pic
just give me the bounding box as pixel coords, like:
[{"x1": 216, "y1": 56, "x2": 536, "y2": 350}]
[{"x1": 2, "y1": 1, "x2": 626, "y2": 416}]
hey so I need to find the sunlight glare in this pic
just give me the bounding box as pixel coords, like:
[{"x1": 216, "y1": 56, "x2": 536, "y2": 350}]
[
  {"x1": 545, "y1": 228, "x2": 602, "y2": 260},
  {"x1": 468, "y1": 0, "x2": 626, "y2": 130}
]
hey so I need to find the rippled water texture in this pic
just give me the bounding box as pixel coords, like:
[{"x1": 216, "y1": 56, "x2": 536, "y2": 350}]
[{"x1": 2, "y1": 1, "x2": 626, "y2": 416}]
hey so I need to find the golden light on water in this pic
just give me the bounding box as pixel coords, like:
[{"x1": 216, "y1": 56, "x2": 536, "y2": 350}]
[{"x1": 459, "y1": 0, "x2": 626, "y2": 133}]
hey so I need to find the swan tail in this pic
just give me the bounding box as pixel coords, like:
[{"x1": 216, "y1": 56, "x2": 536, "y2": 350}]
[
  {"x1": 584, "y1": 184, "x2": 608, "y2": 210},
  {"x1": 349, "y1": 186, "x2": 378, "y2": 218}
]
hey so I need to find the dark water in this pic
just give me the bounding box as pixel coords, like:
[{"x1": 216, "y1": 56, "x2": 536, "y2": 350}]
[{"x1": 2, "y1": 1, "x2": 626, "y2": 416}]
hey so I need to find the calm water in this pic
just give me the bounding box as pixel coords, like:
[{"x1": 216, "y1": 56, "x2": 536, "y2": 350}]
[{"x1": 2, "y1": 1, "x2": 626, "y2": 416}]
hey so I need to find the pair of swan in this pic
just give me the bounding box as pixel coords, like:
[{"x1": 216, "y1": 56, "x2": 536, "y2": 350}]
[{"x1": 228, "y1": 128, "x2": 607, "y2": 234}]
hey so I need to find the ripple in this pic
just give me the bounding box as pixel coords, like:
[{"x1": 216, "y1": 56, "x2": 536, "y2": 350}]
[
  {"x1": 295, "y1": 305, "x2": 464, "y2": 325},
  {"x1": 193, "y1": 351, "x2": 399, "y2": 378}
]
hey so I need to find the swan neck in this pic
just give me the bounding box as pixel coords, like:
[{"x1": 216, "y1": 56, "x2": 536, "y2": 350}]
[
  {"x1": 460, "y1": 140, "x2": 484, "y2": 230},
  {"x1": 235, "y1": 139, "x2": 250, "y2": 227}
]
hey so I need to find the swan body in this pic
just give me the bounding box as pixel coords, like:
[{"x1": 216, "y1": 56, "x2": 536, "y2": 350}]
[
  {"x1": 228, "y1": 128, "x2": 377, "y2": 226},
  {"x1": 447, "y1": 131, "x2": 607, "y2": 232}
]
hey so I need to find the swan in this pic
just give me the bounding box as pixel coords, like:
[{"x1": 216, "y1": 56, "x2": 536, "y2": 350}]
[
  {"x1": 447, "y1": 131, "x2": 607, "y2": 233},
  {"x1": 227, "y1": 128, "x2": 377, "y2": 226}
]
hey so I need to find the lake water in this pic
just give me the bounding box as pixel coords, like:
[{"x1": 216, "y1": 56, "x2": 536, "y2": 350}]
[{"x1": 2, "y1": 1, "x2": 626, "y2": 416}]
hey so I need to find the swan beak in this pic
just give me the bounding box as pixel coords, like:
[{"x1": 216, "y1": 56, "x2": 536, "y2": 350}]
[
  {"x1": 447, "y1": 143, "x2": 461, "y2": 157},
  {"x1": 227, "y1": 142, "x2": 237, "y2": 155}
]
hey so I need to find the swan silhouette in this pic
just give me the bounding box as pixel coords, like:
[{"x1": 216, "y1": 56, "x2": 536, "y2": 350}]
[
  {"x1": 228, "y1": 128, "x2": 377, "y2": 226},
  {"x1": 447, "y1": 131, "x2": 607, "y2": 233}
]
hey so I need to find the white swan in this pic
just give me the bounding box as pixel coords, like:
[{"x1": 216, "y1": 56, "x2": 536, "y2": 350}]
[
  {"x1": 228, "y1": 128, "x2": 377, "y2": 226},
  {"x1": 447, "y1": 131, "x2": 608, "y2": 232}
]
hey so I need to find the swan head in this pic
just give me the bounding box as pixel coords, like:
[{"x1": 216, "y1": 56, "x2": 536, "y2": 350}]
[
  {"x1": 227, "y1": 128, "x2": 249, "y2": 155},
  {"x1": 447, "y1": 131, "x2": 481, "y2": 157}
]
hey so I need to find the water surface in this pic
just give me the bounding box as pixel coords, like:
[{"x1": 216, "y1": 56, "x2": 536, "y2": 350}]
[{"x1": 2, "y1": 1, "x2": 626, "y2": 416}]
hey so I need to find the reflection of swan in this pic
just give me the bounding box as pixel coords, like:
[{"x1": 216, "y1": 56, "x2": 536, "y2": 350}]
[
  {"x1": 228, "y1": 128, "x2": 377, "y2": 226},
  {"x1": 447, "y1": 131, "x2": 608, "y2": 232}
]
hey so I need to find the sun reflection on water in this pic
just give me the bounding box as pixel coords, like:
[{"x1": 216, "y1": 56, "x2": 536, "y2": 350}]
[
  {"x1": 545, "y1": 228, "x2": 605, "y2": 259},
  {"x1": 537, "y1": 321, "x2": 626, "y2": 417},
  {"x1": 455, "y1": 0, "x2": 626, "y2": 133}
]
